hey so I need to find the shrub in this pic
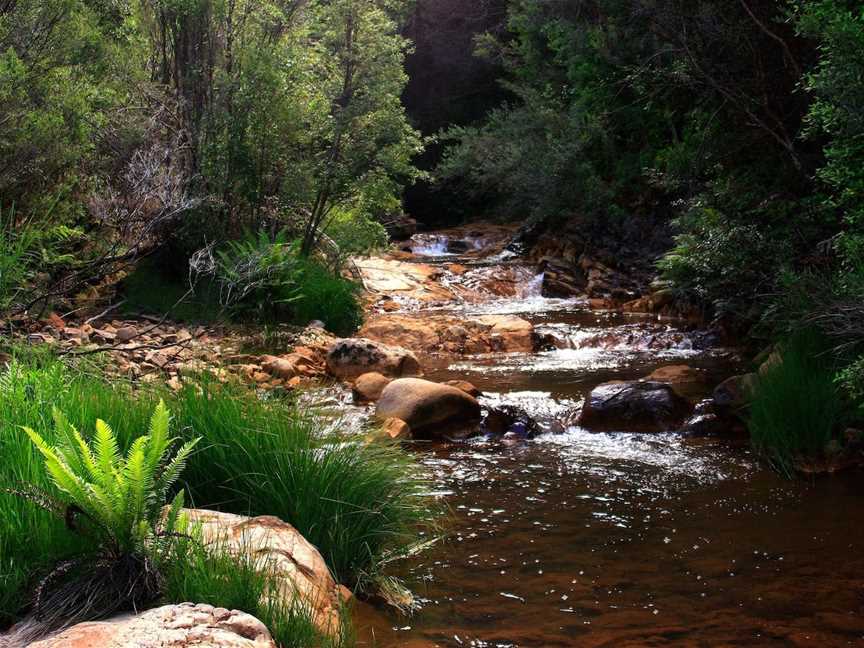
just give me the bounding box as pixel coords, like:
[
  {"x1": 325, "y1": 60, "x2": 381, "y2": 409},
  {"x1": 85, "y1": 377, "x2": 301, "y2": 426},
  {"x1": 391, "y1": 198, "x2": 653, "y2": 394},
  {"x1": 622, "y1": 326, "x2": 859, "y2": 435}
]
[
  {"x1": 171, "y1": 379, "x2": 432, "y2": 589},
  {"x1": 0, "y1": 206, "x2": 39, "y2": 310},
  {"x1": 325, "y1": 207, "x2": 388, "y2": 258},
  {"x1": 289, "y1": 259, "x2": 363, "y2": 336},
  {"x1": 749, "y1": 331, "x2": 846, "y2": 476},
  {"x1": 211, "y1": 230, "x2": 362, "y2": 334},
  {"x1": 8, "y1": 399, "x2": 196, "y2": 636}
]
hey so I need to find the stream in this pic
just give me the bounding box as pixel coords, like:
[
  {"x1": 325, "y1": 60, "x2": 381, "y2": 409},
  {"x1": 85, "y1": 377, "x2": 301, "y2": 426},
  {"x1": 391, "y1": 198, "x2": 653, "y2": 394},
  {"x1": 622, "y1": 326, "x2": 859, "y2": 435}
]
[{"x1": 347, "y1": 232, "x2": 864, "y2": 647}]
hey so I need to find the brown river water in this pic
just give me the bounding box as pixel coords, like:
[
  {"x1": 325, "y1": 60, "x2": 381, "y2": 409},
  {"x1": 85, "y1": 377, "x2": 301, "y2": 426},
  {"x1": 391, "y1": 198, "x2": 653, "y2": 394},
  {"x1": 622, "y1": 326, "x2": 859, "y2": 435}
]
[{"x1": 343, "y1": 234, "x2": 864, "y2": 647}]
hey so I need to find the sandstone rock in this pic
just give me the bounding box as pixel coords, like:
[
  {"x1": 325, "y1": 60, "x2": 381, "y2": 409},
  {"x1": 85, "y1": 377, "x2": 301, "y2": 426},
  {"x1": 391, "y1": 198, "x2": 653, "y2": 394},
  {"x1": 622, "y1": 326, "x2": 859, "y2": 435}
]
[
  {"x1": 326, "y1": 338, "x2": 422, "y2": 381},
  {"x1": 644, "y1": 365, "x2": 700, "y2": 385},
  {"x1": 443, "y1": 380, "x2": 482, "y2": 398},
  {"x1": 381, "y1": 417, "x2": 411, "y2": 441},
  {"x1": 26, "y1": 603, "x2": 276, "y2": 648},
  {"x1": 352, "y1": 372, "x2": 392, "y2": 403},
  {"x1": 180, "y1": 509, "x2": 344, "y2": 637},
  {"x1": 376, "y1": 378, "x2": 481, "y2": 438},
  {"x1": 579, "y1": 381, "x2": 694, "y2": 433},
  {"x1": 115, "y1": 326, "x2": 138, "y2": 343},
  {"x1": 538, "y1": 257, "x2": 587, "y2": 298},
  {"x1": 382, "y1": 213, "x2": 418, "y2": 241},
  {"x1": 713, "y1": 373, "x2": 757, "y2": 409},
  {"x1": 260, "y1": 355, "x2": 300, "y2": 380},
  {"x1": 474, "y1": 315, "x2": 535, "y2": 353}
]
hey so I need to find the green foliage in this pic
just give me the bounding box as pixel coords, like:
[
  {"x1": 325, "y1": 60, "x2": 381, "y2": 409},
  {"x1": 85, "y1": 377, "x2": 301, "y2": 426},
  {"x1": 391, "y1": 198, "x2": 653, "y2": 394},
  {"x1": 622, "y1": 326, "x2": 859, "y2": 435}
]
[
  {"x1": 0, "y1": 207, "x2": 40, "y2": 310},
  {"x1": 163, "y1": 542, "x2": 352, "y2": 648},
  {"x1": 21, "y1": 401, "x2": 197, "y2": 559},
  {"x1": 290, "y1": 259, "x2": 363, "y2": 336},
  {"x1": 212, "y1": 230, "x2": 363, "y2": 334},
  {"x1": 749, "y1": 331, "x2": 846, "y2": 475},
  {"x1": 794, "y1": 0, "x2": 864, "y2": 268},
  {"x1": 325, "y1": 207, "x2": 389, "y2": 258},
  {"x1": 0, "y1": 357, "x2": 435, "y2": 625},
  {"x1": 170, "y1": 379, "x2": 433, "y2": 589},
  {"x1": 836, "y1": 355, "x2": 864, "y2": 417}
]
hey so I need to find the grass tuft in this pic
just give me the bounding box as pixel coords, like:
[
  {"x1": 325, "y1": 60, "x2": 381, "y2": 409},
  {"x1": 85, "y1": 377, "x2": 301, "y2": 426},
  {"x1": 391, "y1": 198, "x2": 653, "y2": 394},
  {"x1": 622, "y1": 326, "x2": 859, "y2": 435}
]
[{"x1": 749, "y1": 330, "x2": 846, "y2": 476}]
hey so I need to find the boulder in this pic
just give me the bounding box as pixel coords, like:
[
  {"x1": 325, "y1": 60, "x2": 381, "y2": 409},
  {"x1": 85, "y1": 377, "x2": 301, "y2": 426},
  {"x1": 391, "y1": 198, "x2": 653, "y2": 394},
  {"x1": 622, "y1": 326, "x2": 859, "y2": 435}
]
[
  {"x1": 180, "y1": 509, "x2": 344, "y2": 637},
  {"x1": 115, "y1": 326, "x2": 138, "y2": 343},
  {"x1": 713, "y1": 373, "x2": 757, "y2": 409},
  {"x1": 381, "y1": 213, "x2": 418, "y2": 241},
  {"x1": 482, "y1": 405, "x2": 541, "y2": 438},
  {"x1": 352, "y1": 372, "x2": 392, "y2": 404},
  {"x1": 679, "y1": 399, "x2": 746, "y2": 437},
  {"x1": 446, "y1": 239, "x2": 472, "y2": 254},
  {"x1": 326, "y1": 338, "x2": 421, "y2": 381},
  {"x1": 376, "y1": 378, "x2": 481, "y2": 438},
  {"x1": 643, "y1": 364, "x2": 704, "y2": 397},
  {"x1": 26, "y1": 603, "x2": 276, "y2": 648},
  {"x1": 578, "y1": 380, "x2": 694, "y2": 433},
  {"x1": 260, "y1": 353, "x2": 323, "y2": 380},
  {"x1": 538, "y1": 257, "x2": 587, "y2": 298}
]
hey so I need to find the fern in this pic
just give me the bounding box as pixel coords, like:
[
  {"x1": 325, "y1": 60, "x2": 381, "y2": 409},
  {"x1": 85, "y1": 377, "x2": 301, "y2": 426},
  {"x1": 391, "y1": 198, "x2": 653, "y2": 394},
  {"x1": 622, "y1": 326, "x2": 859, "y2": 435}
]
[{"x1": 21, "y1": 400, "x2": 199, "y2": 558}]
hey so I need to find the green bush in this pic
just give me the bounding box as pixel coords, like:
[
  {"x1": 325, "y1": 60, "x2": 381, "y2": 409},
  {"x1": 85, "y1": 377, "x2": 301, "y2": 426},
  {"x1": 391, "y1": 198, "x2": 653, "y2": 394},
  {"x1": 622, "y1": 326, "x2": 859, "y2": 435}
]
[
  {"x1": 0, "y1": 207, "x2": 39, "y2": 310},
  {"x1": 0, "y1": 357, "x2": 433, "y2": 627},
  {"x1": 749, "y1": 331, "x2": 846, "y2": 476},
  {"x1": 325, "y1": 207, "x2": 388, "y2": 258},
  {"x1": 289, "y1": 259, "x2": 363, "y2": 336},
  {"x1": 213, "y1": 231, "x2": 362, "y2": 334}
]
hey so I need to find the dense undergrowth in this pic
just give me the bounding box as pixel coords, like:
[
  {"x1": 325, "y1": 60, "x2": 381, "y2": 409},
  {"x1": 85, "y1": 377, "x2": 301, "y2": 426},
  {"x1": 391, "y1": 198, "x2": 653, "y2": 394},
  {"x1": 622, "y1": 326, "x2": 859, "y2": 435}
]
[{"x1": 0, "y1": 352, "x2": 434, "y2": 641}]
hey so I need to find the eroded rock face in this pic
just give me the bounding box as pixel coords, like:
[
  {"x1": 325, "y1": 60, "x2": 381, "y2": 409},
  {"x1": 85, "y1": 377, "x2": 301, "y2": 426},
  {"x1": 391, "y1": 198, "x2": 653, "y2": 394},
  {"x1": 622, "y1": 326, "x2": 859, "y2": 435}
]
[
  {"x1": 579, "y1": 381, "x2": 694, "y2": 433},
  {"x1": 326, "y1": 338, "x2": 422, "y2": 380},
  {"x1": 359, "y1": 314, "x2": 535, "y2": 356},
  {"x1": 181, "y1": 509, "x2": 344, "y2": 637},
  {"x1": 26, "y1": 604, "x2": 276, "y2": 648},
  {"x1": 376, "y1": 378, "x2": 481, "y2": 438}
]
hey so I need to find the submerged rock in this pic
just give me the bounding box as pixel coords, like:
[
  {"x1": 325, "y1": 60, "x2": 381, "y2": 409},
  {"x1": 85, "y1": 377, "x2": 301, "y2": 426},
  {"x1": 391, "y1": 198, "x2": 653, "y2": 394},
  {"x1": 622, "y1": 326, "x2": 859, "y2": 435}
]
[
  {"x1": 482, "y1": 405, "x2": 542, "y2": 439},
  {"x1": 26, "y1": 603, "x2": 276, "y2": 648},
  {"x1": 326, "y1": 338, "x2": 422, "y2": 380},
  {"x1": 578, "y1": 380, "x2": 693, "y2": 433},
  {"x1": 376, "y1": 378, "x2": 481, "y2": 439}
]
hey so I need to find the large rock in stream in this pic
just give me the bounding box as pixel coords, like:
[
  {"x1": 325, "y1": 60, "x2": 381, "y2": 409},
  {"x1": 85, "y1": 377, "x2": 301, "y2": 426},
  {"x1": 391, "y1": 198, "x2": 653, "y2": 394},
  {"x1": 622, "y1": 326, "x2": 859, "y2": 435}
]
[
  {"x1": 181, "y1": 509, "x2": 346, "y2": 637},
  {"x1": 26, "y1": 603, "x2": 276, "y2": 648},
  {"x1": 326, "y1": 338, "x2": 421, "y2": 380},
  {"x1": 578, "y1": 380, "x2": 694, "y2": 433},
  {"x1": 376, "y1": 378, "x2": 481, "y2": 438}
]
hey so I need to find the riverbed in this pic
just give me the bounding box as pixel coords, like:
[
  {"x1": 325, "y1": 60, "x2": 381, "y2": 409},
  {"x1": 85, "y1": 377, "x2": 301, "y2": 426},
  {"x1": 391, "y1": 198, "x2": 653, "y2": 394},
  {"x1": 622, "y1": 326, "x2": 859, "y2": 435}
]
[{"x1": 349, "y1": 232, "x2": 864, "y2": 647}]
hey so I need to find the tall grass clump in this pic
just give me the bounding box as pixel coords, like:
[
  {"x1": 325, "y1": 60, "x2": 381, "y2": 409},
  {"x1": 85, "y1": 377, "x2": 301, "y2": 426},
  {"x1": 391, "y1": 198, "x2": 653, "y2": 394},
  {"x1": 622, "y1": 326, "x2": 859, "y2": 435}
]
[
  {"x1": 172, "y1": 380, "x2": 433, "y2": 590},
  {"x1": 163, "y1": 541, "x2": 352, "y2": 648},
  {"x1": 749, "y1": 331, "x2": 846, "y2": 475}
]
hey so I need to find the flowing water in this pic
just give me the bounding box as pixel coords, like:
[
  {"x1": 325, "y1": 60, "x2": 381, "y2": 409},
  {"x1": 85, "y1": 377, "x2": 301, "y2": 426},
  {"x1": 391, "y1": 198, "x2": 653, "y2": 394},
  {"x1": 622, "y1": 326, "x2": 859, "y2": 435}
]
[{"x1": 352, "y1": 234, "x2": 864, "y2": 647}]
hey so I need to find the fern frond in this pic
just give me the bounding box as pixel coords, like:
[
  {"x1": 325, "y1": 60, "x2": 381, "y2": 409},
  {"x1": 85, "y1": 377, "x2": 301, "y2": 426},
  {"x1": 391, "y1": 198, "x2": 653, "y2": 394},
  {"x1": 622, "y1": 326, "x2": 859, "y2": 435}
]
[{"x1": 153, "y1": 437, "x2": 199, "y2": 505}]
